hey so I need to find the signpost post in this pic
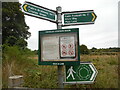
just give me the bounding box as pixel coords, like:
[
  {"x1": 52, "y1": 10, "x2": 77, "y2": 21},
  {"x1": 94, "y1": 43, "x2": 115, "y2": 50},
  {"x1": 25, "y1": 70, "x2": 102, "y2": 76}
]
[
  {"x1": 64, "y1": 62, "x2": 98, "y2": 84},
  {"x1": 56, "y1": 6, "x2": 64, "y2": 88}
]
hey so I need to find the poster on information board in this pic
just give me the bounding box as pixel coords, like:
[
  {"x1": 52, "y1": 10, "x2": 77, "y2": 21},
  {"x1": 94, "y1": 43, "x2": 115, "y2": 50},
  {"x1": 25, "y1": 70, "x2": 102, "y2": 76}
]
[
  {"x1": 60, "y1": 36, "x2": 76, "y2": 58},
  {"x1": 38, "y1": 28, "x2": 80, "y2": 65}
]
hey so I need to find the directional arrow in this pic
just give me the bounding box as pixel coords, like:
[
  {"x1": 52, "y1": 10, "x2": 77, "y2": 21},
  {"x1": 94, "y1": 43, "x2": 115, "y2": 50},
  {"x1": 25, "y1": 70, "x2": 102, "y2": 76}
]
[
  {"x1": 23, "y1": 4, "x2": 28, "y2": 12},
  {"x1": 92, "y1": 13, "x2": 96, "y2": 22},
  {"x1": 64, "y1": 62, "x2": 98, "y2": 84}
]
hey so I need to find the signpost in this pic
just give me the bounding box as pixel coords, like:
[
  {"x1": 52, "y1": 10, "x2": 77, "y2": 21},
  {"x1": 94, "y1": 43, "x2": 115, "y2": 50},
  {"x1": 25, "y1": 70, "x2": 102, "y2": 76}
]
[
  {"x1": 21, "y1": 2, "x2": 98, "y2": 88},
  {"x1": 64, "y1": 62, "x2": 98, "y2": 84},
  {"x1": 63, "y1": 10, "x2": 97, "y2": 26},
  {"x1": 21, "y1": 1, "x2": 56, "y2": 23}
]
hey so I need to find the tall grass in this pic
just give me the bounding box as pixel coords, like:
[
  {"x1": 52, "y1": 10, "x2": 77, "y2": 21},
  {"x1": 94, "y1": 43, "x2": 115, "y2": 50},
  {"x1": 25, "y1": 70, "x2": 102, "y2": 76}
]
[
  {"x1": 2, "y1": 47, "x2": 118, "y2": 88},
  {"x1": 2, "y1": 45, "x2": 35, "y2": 88}
]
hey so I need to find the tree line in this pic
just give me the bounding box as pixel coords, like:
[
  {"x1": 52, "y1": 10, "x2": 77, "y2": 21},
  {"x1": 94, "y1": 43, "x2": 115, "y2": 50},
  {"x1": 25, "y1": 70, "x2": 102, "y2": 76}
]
[{"x1": 80, "y1": 44, "x2": 120, "y2": 55}]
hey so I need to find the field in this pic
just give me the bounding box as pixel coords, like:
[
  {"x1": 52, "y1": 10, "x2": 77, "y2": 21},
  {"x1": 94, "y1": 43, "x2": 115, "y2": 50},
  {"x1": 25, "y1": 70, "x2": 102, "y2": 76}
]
[{"x1": 2, "y1": 53, "x2": 118, "y2": 88}]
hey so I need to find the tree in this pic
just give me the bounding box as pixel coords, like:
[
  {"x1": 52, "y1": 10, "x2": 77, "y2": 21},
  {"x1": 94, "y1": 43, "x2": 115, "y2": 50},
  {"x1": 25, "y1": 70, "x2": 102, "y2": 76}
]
[
  {"x1": 91, "y1": 47, "x2": 97, "y2": 52},
  {"x1": 2, "y1": 2, "x2": 31, "y2": 48},
  {"x1": 80, "y1": 44, "x2": 89, "y2": 54}
]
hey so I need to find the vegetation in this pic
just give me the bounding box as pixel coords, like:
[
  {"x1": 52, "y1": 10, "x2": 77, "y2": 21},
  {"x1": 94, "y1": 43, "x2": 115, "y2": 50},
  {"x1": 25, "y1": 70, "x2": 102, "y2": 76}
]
[
  {"x1": 80, "y1": 44, "x2": 89, "y2": 54},
  {"x1": 2, "y1": 45, "x2": 35, "y2": 88},
  {"x1": 2, "y1": 2, "x2": 31, "y2": 48},
  {"x1": 2, "y1": 45, "x2": 119, "y2": 88},
  {"x1": 80, "y1": 45, "x2": 120, "y2": 55}
]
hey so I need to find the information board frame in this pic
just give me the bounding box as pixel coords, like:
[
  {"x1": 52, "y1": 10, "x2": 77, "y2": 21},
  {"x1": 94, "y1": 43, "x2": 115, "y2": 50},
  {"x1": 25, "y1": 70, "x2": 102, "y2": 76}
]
[{"x1": 38, "y1": 28, "x2": 80, "y2": 65}]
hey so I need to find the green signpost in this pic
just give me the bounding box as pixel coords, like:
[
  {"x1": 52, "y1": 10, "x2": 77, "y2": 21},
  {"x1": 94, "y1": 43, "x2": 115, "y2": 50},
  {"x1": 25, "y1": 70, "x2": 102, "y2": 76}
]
[
  {"x1": 64, "y1": 62, "x2": 98, "y2": 84},
  {"x1": 22, "y1": 1, "x2": 56, "y2": 22},
  {"x1": 63, "y1": 10, "x2": 97, "y2": 26},
  {"x1": 21, "y1": 1, "x2": 98, "y2": 88}
]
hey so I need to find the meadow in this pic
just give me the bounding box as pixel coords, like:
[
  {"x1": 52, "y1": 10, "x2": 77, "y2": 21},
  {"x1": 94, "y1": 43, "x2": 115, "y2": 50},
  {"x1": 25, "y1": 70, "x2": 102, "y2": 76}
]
[{"x1": 2, "y1": 46, "x2": 118, "y2": 88}]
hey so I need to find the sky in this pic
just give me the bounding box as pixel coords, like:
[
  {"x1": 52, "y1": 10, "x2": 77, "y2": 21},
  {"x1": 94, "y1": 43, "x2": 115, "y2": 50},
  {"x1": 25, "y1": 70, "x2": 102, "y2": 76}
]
[{"x1": 19, "y1": 0, "x2": 119, "y2": 50}]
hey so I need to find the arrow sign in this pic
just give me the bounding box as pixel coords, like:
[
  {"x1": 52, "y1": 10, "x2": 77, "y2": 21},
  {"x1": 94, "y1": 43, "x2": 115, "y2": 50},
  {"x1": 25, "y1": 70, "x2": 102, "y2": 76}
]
[
  {"x1": 63, "y1": 10, "x2": 97, "y2": 26},
  {"x1": 21, "y1": 1, "x2": 56, "y2": 23},
  {"x1": 64, "y1": 62, "x2": 98, "y2": 84}
]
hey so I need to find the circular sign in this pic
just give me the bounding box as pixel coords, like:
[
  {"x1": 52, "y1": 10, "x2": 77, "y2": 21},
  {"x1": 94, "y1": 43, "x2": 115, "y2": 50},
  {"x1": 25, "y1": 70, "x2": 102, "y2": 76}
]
[
  {"x1": 62, "y1": 51, "x2": 67, "y2": 56},
  {"x1": 76, "y1": 64, "x2": 93, "y2": 81},
  {"x1": 62, "y1": 44, "x2": 67, "y2": 50},
  {"x1": 68, "y1": 44, "x2": 74, "y2": 48},
  {"x1": 68, "y1": 50, "x2": 74, "y2": 55}
]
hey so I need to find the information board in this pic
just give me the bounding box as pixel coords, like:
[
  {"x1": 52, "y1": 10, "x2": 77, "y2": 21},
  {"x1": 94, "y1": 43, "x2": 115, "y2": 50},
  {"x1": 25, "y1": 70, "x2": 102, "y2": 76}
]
[{"x1": 38, "y1": 28, "x2": 80, "y2": 65}]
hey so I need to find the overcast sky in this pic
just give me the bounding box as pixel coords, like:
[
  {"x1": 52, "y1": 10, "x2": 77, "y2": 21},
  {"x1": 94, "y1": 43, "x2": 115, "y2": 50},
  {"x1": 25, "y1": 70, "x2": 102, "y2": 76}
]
[{"x1": 19, "y1": 0, "x2": 119, "y2": 50}]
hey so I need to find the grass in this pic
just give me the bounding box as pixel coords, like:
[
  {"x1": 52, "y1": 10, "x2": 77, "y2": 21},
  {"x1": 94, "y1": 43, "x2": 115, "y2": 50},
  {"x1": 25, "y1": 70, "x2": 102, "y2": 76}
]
[{"x1": 2, "y1": 51, "x2": 118, "y2": 88}]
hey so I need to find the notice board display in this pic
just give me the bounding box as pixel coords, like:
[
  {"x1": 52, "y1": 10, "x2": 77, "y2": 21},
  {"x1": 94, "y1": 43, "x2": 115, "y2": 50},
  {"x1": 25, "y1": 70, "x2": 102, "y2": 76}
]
[
  {"x1": 38, "y1": 28, "x2": 80, "y2": 65},
  {"x1": 60, "y1": 36, "x2": 75, "y2": 58}
]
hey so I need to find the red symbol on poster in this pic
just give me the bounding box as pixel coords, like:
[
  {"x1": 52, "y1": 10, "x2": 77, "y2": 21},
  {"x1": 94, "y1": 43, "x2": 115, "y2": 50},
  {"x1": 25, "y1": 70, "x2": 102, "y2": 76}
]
[
  {"x1": 62, "y1": 44, "x2": 67, "y2": 50},
  {"x1": 68, "y1": 44, "x2": 74, "y2": 49},
  {"x1": 62, "y1": 51, "x2": 67, "y2": 56},
  {"x1": 68, "y1": 50, "x2": 74, "y2": 55}
]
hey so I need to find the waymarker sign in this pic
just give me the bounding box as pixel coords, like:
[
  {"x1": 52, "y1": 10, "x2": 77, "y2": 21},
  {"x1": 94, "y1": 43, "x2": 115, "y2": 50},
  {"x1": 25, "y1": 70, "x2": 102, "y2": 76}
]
[
  {"x1": 22, "y1": 1, "x2": 56, "y2": 23},
  {"x1": 63, "y1": 10, "x2": 97, "y2": 26},
  {"x1": 64, "y1": 62, "x2": 98, "y2": 84}
]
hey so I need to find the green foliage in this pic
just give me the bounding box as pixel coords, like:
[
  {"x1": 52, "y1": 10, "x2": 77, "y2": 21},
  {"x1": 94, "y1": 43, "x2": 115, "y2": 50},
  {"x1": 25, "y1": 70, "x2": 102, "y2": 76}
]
[
  {"x1": 33, "y1": 50, "x2": 38, "y2": 55},
  {"x1": 23, "y1": 66, "x2": 58, "y2": 88},
  {"x1": 2, "y1": 2, "x2": 31, "y2": 48},
  {"x1": 2, "y1": 48, "x2": 118, "y2": 88},
  {"x1": 80, "y1": 44, "x2": 89, "y2": 54},
  {"x1": 2, "y1": 45, "x2": 21, "y2": 63},
  {"x1": 2, "y1": 44, "x2": 118, "y2": 88},
  {"x1": 2, "y1": 45, "x2": 35, "y2": 88},
  {"x1": 91, "y1": 47, "x2": 97, "y2": 52},
  {"x1": 89, "y1": 47, "x2": 120, "y2": 55}
]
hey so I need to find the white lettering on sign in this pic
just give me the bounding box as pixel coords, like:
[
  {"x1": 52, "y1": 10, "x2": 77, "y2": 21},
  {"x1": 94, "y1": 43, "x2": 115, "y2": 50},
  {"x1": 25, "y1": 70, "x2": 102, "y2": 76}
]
[
  {"x1": 60, "y1": 36, "x2": 75, "y2": 58},
  {"x1": 53, "y1": 63, "x2": 64, "y2": 65},
  {"x1": 45, "y1": 30, "x2": 71, "y2": 33}
]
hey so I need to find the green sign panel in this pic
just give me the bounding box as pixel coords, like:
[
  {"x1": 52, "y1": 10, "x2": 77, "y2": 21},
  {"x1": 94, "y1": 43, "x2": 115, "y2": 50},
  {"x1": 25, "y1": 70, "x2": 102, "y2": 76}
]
[
  {"x1": 22, "y1": 1, "x2": 56, "y2": 22},
  {"x1": 63, "y1": 10, "x2": 97, "y2": 26},
  {"x1": 38, "y1": 28, "x2": 80, "y2": 65},
  {"x1": 65, "y1": 62, "x2": 98, "y2": 84}
]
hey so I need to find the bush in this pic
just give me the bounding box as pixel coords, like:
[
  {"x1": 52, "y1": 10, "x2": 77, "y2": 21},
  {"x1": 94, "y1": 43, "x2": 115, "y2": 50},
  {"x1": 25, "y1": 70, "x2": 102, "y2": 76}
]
[{"x1": 2, "y1": 45, "x2": 35, "y2": 88}]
